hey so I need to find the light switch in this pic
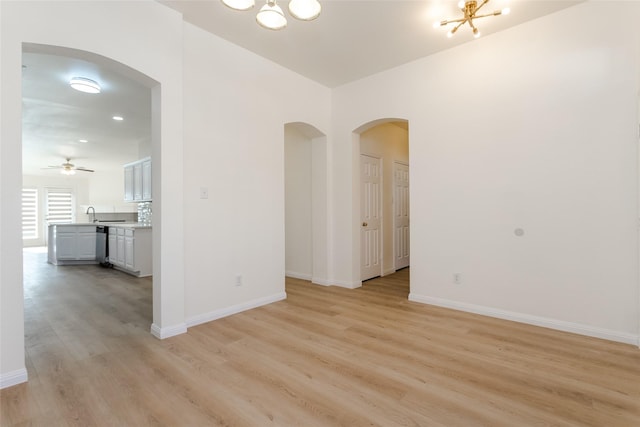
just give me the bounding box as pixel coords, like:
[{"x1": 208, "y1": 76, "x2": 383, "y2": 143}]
[{"x1": 199, "y1": 187, "x2": 209, "y2": 199}]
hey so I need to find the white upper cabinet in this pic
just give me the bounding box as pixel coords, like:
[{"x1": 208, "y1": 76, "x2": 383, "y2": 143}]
[
  {"x1": 124, "y1": 157, "x2": 152, "y2": 202},
  {"x1": 142, "y1": 159, "x2": 152, "y2": 201},
  {"x1": 124, "y1": 164, "x2": 134, "y2": 202}
]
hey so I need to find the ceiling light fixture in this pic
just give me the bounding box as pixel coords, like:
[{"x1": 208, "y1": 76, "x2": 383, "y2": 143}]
[
  {"x1": 112, "y1": 116, "x2": 124, "y2": 121},
  {"x1": 69, "y1": 77, "x2": 101, "y2": 94},
  {"x1": 61, "y1": 167, "x2": 76, "y2": 176},
  {"x1": 222, "y1": 0, "x2": 321, "y2": 30},
  {"x1": 434, "y1": 0, "x2": 510, "y2": 39},
  {"x1": 257, "y1": 0, "x2": 287, "y2": 30}
]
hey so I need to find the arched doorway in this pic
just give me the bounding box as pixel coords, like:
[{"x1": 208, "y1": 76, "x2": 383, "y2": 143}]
[
  {"x1": 20, "y1": 42, "x2": 164, "y2": 333},
  {"x1": 352, "y1": 118, "x2": 410, "y2": 283},
  {"x1": 284, "y1": 122, "x2": 329, "y2": 285}
]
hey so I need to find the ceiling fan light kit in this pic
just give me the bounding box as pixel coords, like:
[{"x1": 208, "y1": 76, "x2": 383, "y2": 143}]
[
  {"x1": 223, "y1": 0, "x2": 321, "y2": 30},
  {"x1": 45, "y1": 158, "x2": 95, "y2": 175},
  {"x1": 435, "y1": 0, "x2": 510, "y2": 39}
]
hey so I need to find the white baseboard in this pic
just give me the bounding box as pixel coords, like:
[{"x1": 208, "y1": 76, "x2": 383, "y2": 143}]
[
  {"x1": 186, "y1": 292, "x2": 287, "y2": 328},
  {"x1": 408, "y1": 293, "x2": 638, "y2": 346},
  {"x1": 311, "y1": 277, "x2": 332, "y2": 286},
  {"x1": 150, "y1": 322, "x2": 188, "y2": 340},
  {"x1": 331, "y1": 280, "x2": 362, "y2": 289},
  {"x1": 285, "y1": 271, "x2": 312, "y2": 281},
  {"x1": 0, "y1": 368, "x2": 28, "y2": 389}
]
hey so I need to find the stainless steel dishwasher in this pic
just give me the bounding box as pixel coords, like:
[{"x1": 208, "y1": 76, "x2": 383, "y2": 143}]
[{"x1": 95, "y1": 225, "x2": 110, "y2": 266}]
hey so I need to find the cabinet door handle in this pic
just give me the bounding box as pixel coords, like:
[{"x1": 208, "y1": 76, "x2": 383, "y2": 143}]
[{"x1": 362, "y1": 222, "x2": 368, "y2": 227}]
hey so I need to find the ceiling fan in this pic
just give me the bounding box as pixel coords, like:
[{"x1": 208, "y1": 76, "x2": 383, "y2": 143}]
[{"x1": 44, "y1": 158, "x2": 94, "y2": 175}]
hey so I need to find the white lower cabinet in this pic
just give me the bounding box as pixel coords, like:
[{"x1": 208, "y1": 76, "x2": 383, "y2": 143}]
[
  {"x1": 48, "y1": 225, "x2": 97, "y2": 265},
  {"x1": 55, "y1": 232, "x2": 77, "y2": 260},
  {"x1": 108, "y1": 226, "x2": 151, "y2": 277},
  {"x1": 77, "y1": 230, "x2": 98, "y2": 260}
]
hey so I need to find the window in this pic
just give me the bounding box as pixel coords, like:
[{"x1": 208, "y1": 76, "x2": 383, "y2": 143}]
[
  {"x1": 22, "y1": 188, "x2": 38, "y2": 239},
  {"x1": 46, "y1": 188, "x2": 75, "y2": 224}
]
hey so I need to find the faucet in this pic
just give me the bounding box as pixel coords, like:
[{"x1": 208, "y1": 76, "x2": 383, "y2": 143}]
[{"x1": 86, "y1": 206, "x2": 96, "y2": 223}]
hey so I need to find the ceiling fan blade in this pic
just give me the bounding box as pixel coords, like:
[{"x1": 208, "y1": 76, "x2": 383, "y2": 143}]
[
  {"x1": 43, "y1": 165, "x2": 63, "y2": 169},
  {"x1": 76, "y1": 167, "x2": 94, "y2": 172}
]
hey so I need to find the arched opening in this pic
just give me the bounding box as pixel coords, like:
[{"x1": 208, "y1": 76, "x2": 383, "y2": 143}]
[
  {"x1": 20, "y1": 43, "x2": 163, "y2": 338},
  {"x1": 352, "y1": 118, "x2": 410, "y2": 285},
  {"x1": 284, "y1": 122, "x2": 329, "y2": 285}
]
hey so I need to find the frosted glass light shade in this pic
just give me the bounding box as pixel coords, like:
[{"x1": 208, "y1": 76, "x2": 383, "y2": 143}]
[
  {"x1": 256, "y1": 1, "x2": 287, "y2": 30},
  {"x1": 69, "y1": 77, "x2": 101, "y2": 94},
  {"x1": 288, "y1": 0, "x2": 321, "y2": 21},
  {"x1": 221, "y1": 0, "x2": 255, "y2": 11}
]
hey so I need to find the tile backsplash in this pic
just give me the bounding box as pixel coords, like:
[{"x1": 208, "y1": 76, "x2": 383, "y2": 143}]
[{"x1": 137, "y1": 202, "x2": 152, "y2": 225}]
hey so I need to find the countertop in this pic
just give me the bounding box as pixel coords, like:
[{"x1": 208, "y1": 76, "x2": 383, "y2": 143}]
[{"x1": 49, "y1": 222, "x2": 152, "y2": 229}]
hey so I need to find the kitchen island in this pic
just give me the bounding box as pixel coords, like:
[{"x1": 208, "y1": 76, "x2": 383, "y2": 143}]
[
  {"x1": 48, "y1": 223, "x2": 99, "y2": 265},
  {"x1": 48, "y1": 223, "x2": 152, "y2": 277}
]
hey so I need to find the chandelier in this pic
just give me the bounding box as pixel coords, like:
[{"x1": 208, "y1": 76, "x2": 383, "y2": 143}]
[
  {"x1": 435, "y1": 0, "x2": 510, "y2": 39},
  {"x1": 222, "y1": 0, "x2": 321, "y2": 30}
]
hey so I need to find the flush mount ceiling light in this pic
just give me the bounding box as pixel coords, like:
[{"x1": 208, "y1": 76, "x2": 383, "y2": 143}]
[
  {"x1": 222, "y1": 0, "x2": 321, "y2": 30},
  {"x1": 435, "y1": 0, "x2": 510, "y2": 39},
  {"x1": 69, "y1": 77, "x2": 101, "y2": 94}
]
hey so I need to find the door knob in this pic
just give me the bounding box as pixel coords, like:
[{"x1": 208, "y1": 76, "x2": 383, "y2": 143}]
[{"x1": 362, "y1": 222, "x2": 368, "y2": 227}]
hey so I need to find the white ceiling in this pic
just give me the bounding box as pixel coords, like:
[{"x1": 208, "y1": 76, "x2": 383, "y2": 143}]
[
  {"x1": 22, "y1": 0, "x2": 583, "y2": 177},
  {"x1": 161, "y1": 0, "x2": 583, "y2": 87},
  {"x1": 22, "y1": 46, "x2": 152, "y2": 177}
]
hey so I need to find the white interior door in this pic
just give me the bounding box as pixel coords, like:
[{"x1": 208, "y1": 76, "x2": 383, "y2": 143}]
[
  {"x1": 394, "y1": 162, "x2": 410, "y2": 270},
  {"x1": 361, "y1": 154, "x2": 382, "y2": 281}
]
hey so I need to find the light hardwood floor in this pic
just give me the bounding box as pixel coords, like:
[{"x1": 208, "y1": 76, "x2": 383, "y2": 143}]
[{"x1": 2, "y1": 249, "x2": 639, "y2": 426}]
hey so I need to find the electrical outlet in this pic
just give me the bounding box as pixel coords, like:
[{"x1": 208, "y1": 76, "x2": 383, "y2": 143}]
[
  {"x1": 199, "y1": 187, "x2": 209, "y2": 199},
  {"x1": 235, "y1": 274, "x2": 242, "y2": 287},
  {"x1": 453, "y1": 273, "x2": 461, "y2": 285}
]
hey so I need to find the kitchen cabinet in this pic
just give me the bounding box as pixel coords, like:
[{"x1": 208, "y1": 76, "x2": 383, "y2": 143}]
[
  {"x1": 48, "y1": 224, "x2": 98, "y2": 265},
  {"x1": 124, "y1": 165, "x2": 134, "y2": 201},
  {"x1": 142, "y1": 159, "x2": 152, "y2": 201},
  {"x1": 108, "y1": 226, "x2": 152, "y2": 277},
  {"x1": 124, "y1": 157, "x2": 152, "y2": 202}
]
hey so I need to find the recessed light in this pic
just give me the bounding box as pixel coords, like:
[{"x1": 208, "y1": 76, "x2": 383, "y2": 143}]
[
  {"x1": 79, "y1": 139, "x2": 88, "y2": 143},
  {"x1": 112, "y1": 116, "x2": 124, "y2": 121},
  {"x1": 69, "y1": 77, "x2": 101, "y2": 94}
]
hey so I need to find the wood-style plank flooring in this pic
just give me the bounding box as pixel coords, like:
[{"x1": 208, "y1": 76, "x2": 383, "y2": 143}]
[{"x1": 2, "y1": 248, "x2": 639, "y2": 426}]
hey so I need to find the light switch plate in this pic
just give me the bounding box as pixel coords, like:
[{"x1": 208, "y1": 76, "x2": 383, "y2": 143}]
[{"x1": 199, "y1": 187, "x2": 208, "y2": 199}]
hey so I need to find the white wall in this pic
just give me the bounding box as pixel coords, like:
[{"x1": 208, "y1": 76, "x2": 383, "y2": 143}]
[
  {"x1": 1, "y1": 0, "x2": 186, "y2": 386},
  {"x1": 331, "y1": 1, "x2": 640, "y2": 344},
  {"x1": 2, "y1": 1, "x2": 331, "y2": 386},
  {"x1": 360, "y1": 123, "x2": 409, "y2": 276},
  {"x1": 181, "y1": 23, "x2": 331, "y2": 324},
  {"x1": 285, "y1": 126, "x2": 313, "y2": 279}
]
